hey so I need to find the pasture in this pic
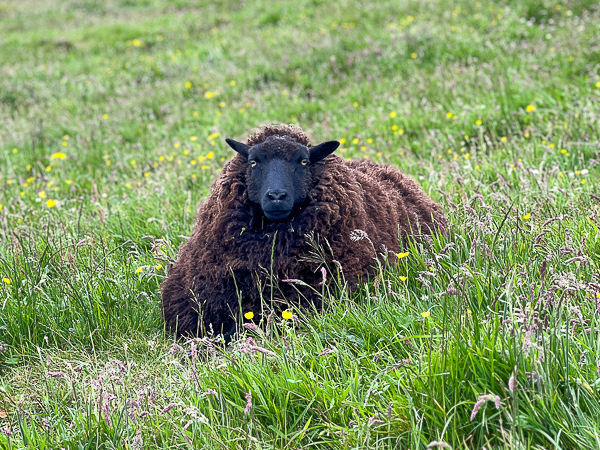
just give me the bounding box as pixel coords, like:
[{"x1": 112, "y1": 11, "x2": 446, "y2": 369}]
[{"x1": 0, "y1": 0, "x2": 599, "y2": 448}]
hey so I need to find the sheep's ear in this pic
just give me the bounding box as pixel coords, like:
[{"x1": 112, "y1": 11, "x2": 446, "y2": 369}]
[
  {"x1": 309, "y1": 141, "x2": 340, "y2": 163},
  {"x1": 225, "y1": 139, "x2": 251, "y2": 160}
]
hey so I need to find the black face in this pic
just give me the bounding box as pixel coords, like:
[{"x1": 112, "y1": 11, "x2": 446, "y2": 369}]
[{"x1": 225, "y1": 137, "x2": 340, "y2": 222}]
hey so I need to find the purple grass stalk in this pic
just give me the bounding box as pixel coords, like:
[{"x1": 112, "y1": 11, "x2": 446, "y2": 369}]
[{"x1": 244, "y1": 392, "x2": 252, "y2": 416}]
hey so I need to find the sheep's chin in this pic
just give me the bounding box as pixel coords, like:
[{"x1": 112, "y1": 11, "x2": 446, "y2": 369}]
[{"x1": 263, "y1": 210, "x2": 292, "y2": 221}]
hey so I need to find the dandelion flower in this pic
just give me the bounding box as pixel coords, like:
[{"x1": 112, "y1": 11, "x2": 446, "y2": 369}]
[
  {"x1": 204, "y1": 91, "x2": 215, "y2": 99},
  {"x1": 185, "y1": 81, "x2": 192, "y2": 89},
  {"x1": 410, "y1": 52, "x2": 417, "y2": 59},
  {"x1": 399, "y1": 276, "x2": 408, "y2": 281},
  {"x1": 38, "y1": 191, "x2": 46, "y2": 199},
  {"x1": 581, "y1": 179, "x2": 586, "y2": 184},
  {"x1": 523, "y1": 213, "x2": 531, "y2": 220},
  {"x1": 421, "y1": 311, "x2": 430, "y2": 318},
  {"x1": 596, "y1": 81, "x2": 600, "y2": 88},
  {"x1": 396, "y1": 252, "x2": 409, "y2": 259},
  {"x1": 282, "y1": 311, "x2": 293, "y2": 320},
  {"x1": 155, "y1": 265, "x2": 162, "y2": 270},
  {"x1": 136, "y1": 267, "x2": 143, "y2": 274},
  {"x1": 339, "y1": 138, "x2": 346, "y2": 145},
  {"x1": 2, "y1": 277, "x2": 11, "y2": 284},
  {"x1": 389, "y1": 111, "x2": 397, "y2": 118},
  {"x1": 102, "y1": 114, "x2": 109, "y2": 120},
  {"x1": 352, "y1": 101, "x2": 359, "y2": 107},
  {"x1": 446, "y1": 112, "x2": 453, "y2": 118},
  {"x1": 12, "y1": 148, "x2": 18, "y2": 153},
  {"x1": 46, "y1": 199, "x2": 57, "y2": 208},
  {"x1": 475, "y1": 120, "x2": 482, "y2": 125},
  {"x1": 0, "y1": 205, "x2": 2, "y2": 212},
  {"x1": 244, "y1": 312, "x2": 254, "y2": 320},
  {"x1": 525, "y1": 104, "x2": 536, "y2": 113},
  {"x1": 229, "y1": 80, "x2": 236, "y2": 86}
]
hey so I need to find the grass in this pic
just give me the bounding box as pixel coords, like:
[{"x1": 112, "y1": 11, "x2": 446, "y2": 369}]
[{"x1": 0, "y1": 0, "x2": 599, "y2": 448}]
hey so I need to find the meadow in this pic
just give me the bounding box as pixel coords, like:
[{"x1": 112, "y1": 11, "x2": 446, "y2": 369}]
[{"x1": 0, "y1": 0, "x2": 599, "y2": 448}]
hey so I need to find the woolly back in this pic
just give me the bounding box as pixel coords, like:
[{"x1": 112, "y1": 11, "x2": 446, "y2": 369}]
[{"x1": 246, "y1": 124, "x2": 311, "y2": 147}]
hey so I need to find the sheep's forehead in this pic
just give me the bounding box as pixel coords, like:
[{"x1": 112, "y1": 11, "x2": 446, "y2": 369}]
[{"x1": 250, "y1": 136, "x2": 308, "y2": 161}]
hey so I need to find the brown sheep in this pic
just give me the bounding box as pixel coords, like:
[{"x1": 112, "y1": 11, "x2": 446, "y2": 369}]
[{"x1": 161, "y1": 124, "x2": 447, "y2": 339}]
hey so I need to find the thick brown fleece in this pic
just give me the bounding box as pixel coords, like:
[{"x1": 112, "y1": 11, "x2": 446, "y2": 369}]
[{"x1": 161, "y1": 125, "x2": 447, "y2": 337}]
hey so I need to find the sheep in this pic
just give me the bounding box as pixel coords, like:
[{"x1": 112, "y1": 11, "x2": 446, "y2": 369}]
[{"x1": 161, "y1": 124, "x2": 447, "y2": 339}]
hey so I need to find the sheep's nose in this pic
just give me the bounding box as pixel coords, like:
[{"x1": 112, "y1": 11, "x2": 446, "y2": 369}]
[{"x1": 266, "y1": 189, "x2": 287, "y2": 201}]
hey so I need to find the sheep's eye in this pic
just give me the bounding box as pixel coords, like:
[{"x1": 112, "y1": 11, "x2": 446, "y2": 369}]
[
  {"x1": 249, "y1": 160, "x2": 257, "y2": 167},
  {"x1": 301, "y1": 159, "x2": 309, "y2": 166}
]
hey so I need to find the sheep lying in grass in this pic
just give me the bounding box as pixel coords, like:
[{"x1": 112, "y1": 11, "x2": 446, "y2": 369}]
[{"x1": 161, "y1": 125, "x2": 447, "y2": 338}]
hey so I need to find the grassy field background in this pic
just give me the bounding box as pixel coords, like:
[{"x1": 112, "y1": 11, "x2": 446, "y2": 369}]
[{"x1": 0, "y1": 0, "x2": 599, "y2": 448}]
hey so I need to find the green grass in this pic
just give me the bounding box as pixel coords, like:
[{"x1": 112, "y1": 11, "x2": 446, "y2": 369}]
[{"x1": 0, "y1": 0, "x2": 599, "y2": 448}]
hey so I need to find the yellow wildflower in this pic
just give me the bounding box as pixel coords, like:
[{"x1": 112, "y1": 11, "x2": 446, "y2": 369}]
[
  {"x1": 52, "y1": 152, "x2": 67, "y2": 159},
  {"x1": 523, "y1": 213, "x2": 531, "y2": 220},
  {"x1": 244, "y1": 312, "x2": 254, "y2": 320},
  {"x1": 475, "y1": 120, "x2": 482, "y2": 125},
  {"x1": 421, "y1": 311, "x2": 431, "y2": 318},
  {"x1": 38, "y1": 191, "x2": 46, "y2": 199},
  {"x1": 185, "y1": 81, "x2": 192, "y2": 89},
  {"x1": 389, "y1": 111, "x2": 397, "y2": 118},
  {"x1": 399, "y1": 276, "x2": 408, "y2": 281},
  {"x1": 282, "y1": 311, "x2": 293, "y2": 320},
  {"x1": 136, "y1": 267, "x2": 143, "y2": 274},
  {"x1": 396, "y1": 252, "x2": 409, "y2": 259},
  {"x1": 2, "y1": 278, "x2": 11, "y2": 284},
  {"x1": 46, "y1": 199, "x2": 57, "y2": 208},
  {"x1": 525, "y1": 104, "x2": 536, "y2": 113}
]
